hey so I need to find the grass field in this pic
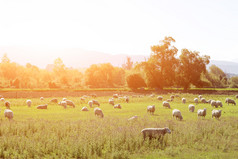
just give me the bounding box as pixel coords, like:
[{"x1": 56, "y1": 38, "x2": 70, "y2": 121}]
[{"x1": 0, "y1": 93, "x2": 238, "y2": 158}]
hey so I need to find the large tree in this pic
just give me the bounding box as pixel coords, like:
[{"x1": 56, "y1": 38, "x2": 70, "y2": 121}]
[
  {"x1": 138, "y1": 36, "x2": 178, "y2": 89},
  {"x1": 177, "y1": 49, "x2": 210, "y2": 90}
]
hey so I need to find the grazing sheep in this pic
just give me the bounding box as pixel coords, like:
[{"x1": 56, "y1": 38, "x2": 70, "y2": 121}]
[
  {"x1": 40, "y1": 97, "x2": 44, "y2": 100},
  {"x1": 197, "y1": 108, "x2": 207, "y2": 118},
  {"x1": 182, "y1": 98, "x2": 186, "y2": 104},
  {"x1": 207, "y1": 99, "x2": 212, "y2": 104},
  {"x1": 125, "y1": 96, "x2": 129, "y2": 103},
  {"x1": 150, "y1": 94, "x2": 155, "y2": 98},
  {"x1": 37, "y1": 104, "x2": 48, "y2": 109},
  {"x1": 114, "y1": 104, "x2": 122, "y2": 109},
  {"x1": 4, "y1": 109, "x2": 13, "y2": 120},
  {"x1": 216, "y1": 101, "x2": 223, "y2": 108},
  {"x1": 50, "y1": 98, "x2": 58, "y2": 103},
  {"x1": 113, "y1": 94, "x2": 119, "y2": 98},
  {"x1": 0, "y1": 98, "x2": 5, "y2": 102},
  {"x1": 26, "y1": 99, "x2": 32, "y2": 107},
  {"x1": 109, "y1": 98, "x2": 114, "y2": 106},
  {"x1": 147, "y1": 105, "x2": 155, "y2": 114},
  {"x1": 225, "y1": 98, "x2": 236, "y2": 105},
  {"x1": 62, "y1": 98, "x2": 67, "y2": 101},
  {"x1": 141, "y1": 127, "x2": 171, "y2": 140},
  {"x1": 4, "y1": 101, "x2": 10, "y2": 109},
  {"x1": 188, "y1": 104, "x2": 195, "y2": 112},
  {"x1": 128, "y1": 115, "x2": 138, "y2": 121},
  {"x1": 82, "y1": 95, "x2": 88, "y2": 98},
  {"x1": 59, "y1": 101, "x2": 67, "y2": 109},
  {"x1": 88, "y1": 100, "x2": 93, "y2": 108},
  {"x1": 81, "y1": 106, "x2": 89, "y2": 111},
  {"x1": 80, "y1": 97, "x2": 85, "y2": 101},
  {"x1": 236, "y1": 95, "x2": 238, "y2": 99},
  {"x1": 94, "y1": 107, "x2": 104, "y2": 118},
  {"x1": 92, "y1": 100, "x2": 100, "y2": 106},
  {"x1": 157, "y1": 96, "x2": 163, "y2": 101},
  {"x1": 212, "y1": 109, "x2": 222, "y2": 119},
  {"x1": 198, "y1": 95, "x2": 202, "y2": 99},
  {"x1": 211, "y1": 100, "x2": 217, "y2": 108},
  {"x1": 172, "y1": 109, "x2": 183, "y2": 120},
  {"x1": 194, "y1": 98, "x2": 198, "y2": 104},
  {"x1": 167, "y1": 99, "x2": 172, "y2": 102},
  {"x1": 170, "y1": 95, "x2": 175, "y2": 100},
  {"x1": 66, "y1": 100, "x2": 75, "y2": 108},
  {"x1": 163, "y1": 101, "x2": 171, "y2": 109},
  {"x1": 201, "y1": 98, "x2": 207, "y2": 103}
]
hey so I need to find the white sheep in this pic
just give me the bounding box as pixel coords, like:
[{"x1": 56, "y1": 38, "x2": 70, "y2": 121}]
[
  {"x1": 141, "y1": 127, "x2": 171, "y2": 140},
  {"x1": 4, "y1": 101, "x2": 10, "y2": 109},
  {"x1": 197, "y1": 108, "x2": 207, "y2": 118},
  {"x1": 225, "y1": 98, "x2": 236, "y2": 105},
  {"x1": 216, "y1": 101, "x2": 223, "y2": 108},
  {"x1": 81, "y1": 106, "x2": 89, "y2": 111},
  {"x1": 198, "y1": 95, "x2": 203, "y2": 99},
  {"x1": 194, "y1": 98, "x2": 198, "y2": 104},
  {"x1": 157, "y1": 96, "x2": 163, "y2": 101},
  {"x1": 113, "y1": 94, "x2": 119, "y2": 98},
  {"x1": 26, "y1": 99, "x2": 32, "y2": 107},
  {"x1": 167, "y1": 99, "x2": 172, "y2": 102},
  {"x1": 188, "y1": 104, "x2": 195, "y2": 112},
  {"x1": 210, "y1": 100, "x2": 217, "y2": 108},
  {"x1": 88, "y1": 100, "x2": 93, "y2": 108},
  {"x1": 163, "y1": 101, "x2": 171, "y2": 109},
  {"x1": 59, "y1": 101, "x2": 67, "y2": 109},
  {"x1": 40, "y1": 97, "x2": 44, "y2": 100},
  {"x1": 201, "y1": 98, "x2": 207, "y2": 103},
  {"x1": 172, "y1": 109, "x2": 183, "y2": 120},
  {"x1": 50, "y1": 98, "x2": 58, "y2": 103},
  {"x1": 147, "y1": 105, "x2": 155, "y2": 114},
  {"x1": 66, "y1": 100, "x2": 75, "y2": 108},
  {"x1": 94, "y1": 107, "x2": 104, "y2": 118},
  {"x1": 182, "y1": 98, "x2": 186, "y2": 104},
  {"x1": 62, "y1": 98, "x2": 67, "y2": 101},
  {"x1": 80, "y1": 97, "x2": 85, "y2": 101},
  {"x1": 37, "y1": 104, "x2": 47, "y2": 109},
  {"x1": 4, "y1": 109, "x2": 13, "y2": 120},
  {"x1": 92, "y1": 100, "x2": 100, "y2": 106},
  {"x1": 0, "y1": 98, "x2": 5, "y2": 102},
  {"x1": 236, "y1": 95, "x2": 238, "y2": 99},
  {"x1": 170, "y1": 95, "x2": 175, "y2": 100},
  {"x1": 109, "y1": 98, "x2": 114, "y2": 106},
  {"x1": 124, "y1": 96, "x2": 129, "y2": 103},
  {"x1": 212, "y1": 109, "x2": 222, "y2": 119},
  {"x1": 150, "y1": 94, "x2": 155, "y2": 98},
  {"x1": 114, "y1": 104, "x2": 122, "y2": 109},
  {"x1": 128, "y1": 115, "x2": 138, "y2": 121},
  {"x1": 207, "y1": 99, "x2": 212, "y2": 104}
]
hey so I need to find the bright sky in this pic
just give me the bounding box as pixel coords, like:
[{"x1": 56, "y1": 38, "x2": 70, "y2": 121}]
[{"x1": 0, "y1": 0, "x2": 237, "y2": 61}]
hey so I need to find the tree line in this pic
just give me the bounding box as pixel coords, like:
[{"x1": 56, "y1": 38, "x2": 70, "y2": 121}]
[{"x1": 0, "y1": 37, "x2": 237, "y2": 89}]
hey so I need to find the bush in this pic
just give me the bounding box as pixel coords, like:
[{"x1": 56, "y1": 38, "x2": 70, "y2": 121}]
[{"x1": 126, "y1": 73, "x2": 146, "y2": 90}]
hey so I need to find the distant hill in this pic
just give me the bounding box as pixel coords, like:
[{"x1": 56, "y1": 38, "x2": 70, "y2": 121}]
[{"x1": 0, "y1": 46, "x2": 237, "y2": 75}]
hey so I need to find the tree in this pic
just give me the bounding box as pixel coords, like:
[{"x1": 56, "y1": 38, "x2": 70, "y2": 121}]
[
  {"x1": 122, "y1": 56, "x2": 133, "y2": 70},
  {"x1": 137, "y1": 36, "x2": 178, "y2": 89},
  {"x1": 177, "y1": 49, "x2": 210, "y2": 90},
  {"x1": 126, "y1": 73, "x2": 146, "y2": 90}
]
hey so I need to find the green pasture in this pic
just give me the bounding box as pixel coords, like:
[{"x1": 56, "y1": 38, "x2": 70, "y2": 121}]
[{"x1": 0, "y1": 93, "x2": 237, "y2": 158}]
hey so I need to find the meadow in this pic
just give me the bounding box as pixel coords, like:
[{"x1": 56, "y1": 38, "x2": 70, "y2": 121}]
[{"x1": 0, "y1": 93, "x2": 238, "y2": 159}]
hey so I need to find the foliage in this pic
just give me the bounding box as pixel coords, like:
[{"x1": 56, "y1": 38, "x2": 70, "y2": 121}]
[
  {"x1": 229, "y1": 76, "x2": 238, "y2": 88},
  {"x1": 122, "y1": 56, "x2": 133, "y2": 70},
  {"x1": 126, "y1": 73, "x2": 146, "y2": 90}
]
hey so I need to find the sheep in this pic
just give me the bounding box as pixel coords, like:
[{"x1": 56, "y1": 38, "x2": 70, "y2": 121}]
[
  {"x1": 91, "y1": 94, "x2": 97, "y2": 98},
  {"x1": 198, "y1": 95, "x2": 202, "y2": 99},
  {"x1": 81, "y1": 106, "x2": 89, "y2": 111},
  {"x1": 225, "y1": 98, "x2": 236, "y2": 105},
  {"x1": 170, "y1": 95, "x2": 175, "y2": 100},
  {"x1": 207, "y1": 99, "x2": 212, "y2": 104},
  {"x1": 150, "y1": 94, "x2": 155, "y2": 98},
  {"x1": 80, "y1": 97, "x2": 85, "y2": 101},
  {"x1": 50, "y1": 98, "x2": 58, "y2": 103},
  {"x1": 182, "y1": 98, "x2": 186, "y2": 104},
  {"x1": 217, "y1": 101, "x2": 223, "y2": 107},
  {"x1": 125, "y1": 96, "x2": 129, "y2": 103},
  {"x1": 26, "y1": 99, "x2": 32, "y2": 107},
  {"x1": 114, "y1": 104, "x2": 122, "y2": 109},
  {"x1": 88, "y1": 100, "x2": 93, "y2": 108},
  {"x1": 59, "y1": 101, "x2": 67, "y2": 109},
  {"x1": 92, "y1": 100, "x2": 100, "y2": 106},
  {"x1": 197, "y1": 108, "x2": 207, "y2": 118},
  {"x1": 66, "y1": 100, "x2": 75, "y2": 108},
  {"x1": 141, "y1": 127, "x2": 171, "y2": 140},
  {"x1": 163, "y1": 101, "x2": 171, "y2": 109},
  {"x1": 4, "y1": 109, "x2": 13, "y2": 120},
  {"x1": 201, "y1": 98, "x2": 207, "y2": 103},
  {"x1": 172, "y1": 109, "x2": 183, "y2": 120},
  {"x1": 40, "y1": 97, "x2": 44, "y2": 100},
  {"x1": 62, "y1": 98, "x2": 67, "y2": 101},
  {"x1": 188, "y1": 104, "x2": 195, "y2": 112},
  {"x1": 212, "y1": 109, "x2": 222, "y2": 119},
  {"x1": 37, "y1": 104, "x2": 48, "y2": 109},
  {"x1": 128, "y1": 115, "x2": 138, "y2": 121},
  {"x1": 109, "y1": 98, "x2": 114, "y2": 106},
  {"x1": 211, "y1": 100, "x2": 217, "y2": 108},
  {"x1": 236, "y1": 95, "x2": 238, "y2": 99},
  {"x1": 175, "y1": 95, "x2": 180, "y2": 97},
  {"x1": 82, "y1": 95, "x2": 88, "y2": 98},
  {"x1": 113, "y1": 94, "x2": 119, "y2": 98},
  {"x1": 94, "y1": 107, "x2": 104, "y2": 118},
  {"x1": 4, "y1": 101, "x2": 10, "y2": 109},
  {"x1": 0, "y1": 98, "x2": 5, "y2": 102},
  {"x1": 157, "y1": 96, "x2": 163, "y2": 101},
  {"x1": 147, "y1": 105, "x2": 155, "y2": 114},
  {"x1": 194, "y1": 98, "x2": 198, "y2": 104}
]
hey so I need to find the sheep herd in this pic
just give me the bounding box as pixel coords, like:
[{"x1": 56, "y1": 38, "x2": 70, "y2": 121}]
[{"x1": 0, "y1": 93, "x2": 237, "y2": 140}]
